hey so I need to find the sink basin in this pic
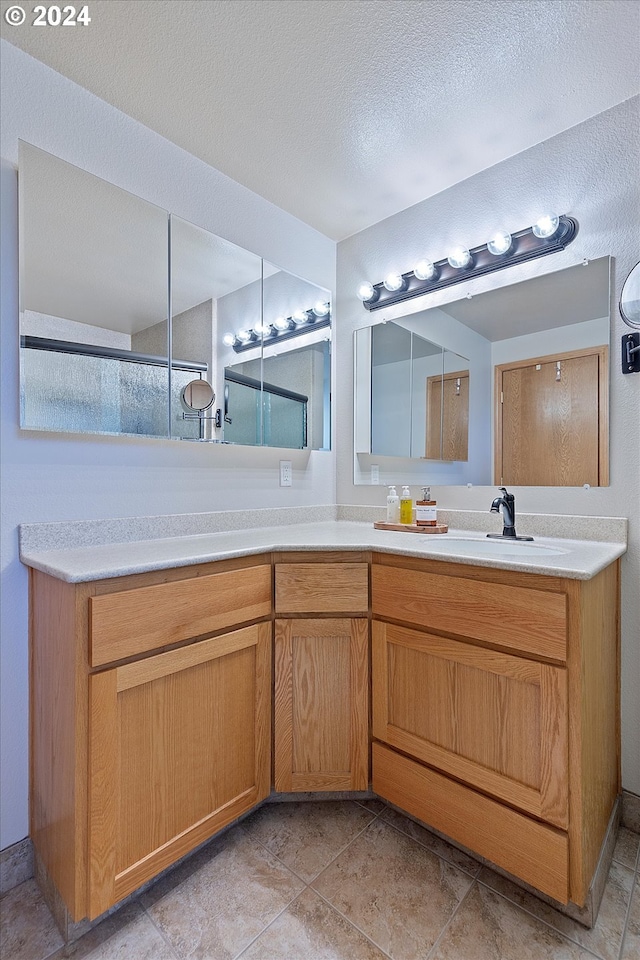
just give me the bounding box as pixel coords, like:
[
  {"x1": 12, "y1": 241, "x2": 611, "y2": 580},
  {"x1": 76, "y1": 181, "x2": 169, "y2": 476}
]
[{"x1": 427, "y1": 537, "x2": 568, "y2": 558}]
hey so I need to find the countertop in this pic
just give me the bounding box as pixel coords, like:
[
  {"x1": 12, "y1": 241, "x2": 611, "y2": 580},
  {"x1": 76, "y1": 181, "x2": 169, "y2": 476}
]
[{"x1": 19, "y1": 520, "x2": 627, "y2": 583}]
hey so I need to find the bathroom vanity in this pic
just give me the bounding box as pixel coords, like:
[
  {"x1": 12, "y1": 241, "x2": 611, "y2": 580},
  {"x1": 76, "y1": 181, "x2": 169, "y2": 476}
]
[{"x1": 22, "y1": 519, "x2": 624, "y2": 928}]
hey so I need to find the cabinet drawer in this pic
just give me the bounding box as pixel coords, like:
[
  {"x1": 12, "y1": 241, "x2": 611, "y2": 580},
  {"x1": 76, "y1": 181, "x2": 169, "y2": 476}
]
[
  {"x1": 371, "y1": 565, "x2": 566, "y2": 661},
  {"x1": 373, "y1": 742, "x2": 569, "y2": 904},
  {"x1": 90, "y1": 564, "x2": 272, "y2": 666},
  {"x1": 275, "y1": 562, "x2": 368, "y2": 614}
]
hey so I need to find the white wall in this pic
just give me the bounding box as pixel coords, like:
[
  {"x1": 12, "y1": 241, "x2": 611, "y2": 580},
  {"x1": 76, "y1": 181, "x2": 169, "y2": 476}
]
[
  {"x1": 0, "y1": 42, "x2": 336, "y2": 849},
  {"x1": 336, "y1": 97, "x2": 640, "y2": 794}
]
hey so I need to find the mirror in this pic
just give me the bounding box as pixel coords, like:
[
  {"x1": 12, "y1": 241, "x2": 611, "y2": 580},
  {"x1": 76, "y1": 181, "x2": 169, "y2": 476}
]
[
  {"x1": 223, "y1": 262, "x2": 331, "y2": 449},
  {"x1": 181, "y1": 380, "x2": 215, "y2": 412},
  {"x1": 620, "y1": 261, "x2": 640, "y2": 328},
  {"x1": 19, "y1": 141, "x2": 170, "y2": 438},
  {"x1": 169, "y1": 214, "x2": 263, "y2": 442},
  {"x1": 19, "y1": 142, "x2": 331, "y2": 449},
  {"x1": 354, "y1": 256, "x2": 610, "y2": 486}
]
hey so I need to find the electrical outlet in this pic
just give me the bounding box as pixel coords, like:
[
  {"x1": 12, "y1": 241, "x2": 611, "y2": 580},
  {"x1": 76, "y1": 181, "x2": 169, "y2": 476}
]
[
  {"x1": 279, "y1": 460, "x2": 293, "y2": 487},
  {"x1": 371, "y1": 464, "x2": 380, "y2": 485}
]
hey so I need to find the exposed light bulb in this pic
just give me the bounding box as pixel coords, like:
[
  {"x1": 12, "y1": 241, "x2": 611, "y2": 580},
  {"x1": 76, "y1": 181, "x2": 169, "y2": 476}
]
[
  {"x1": 293, "y1": 309, "x2": 309, "y2": 325},
  {"x1": 487, "y1": 231, "x2": 512, "y2": 256},
  {"x1": 532, "y1": 214, "x2": 560, "y2": 239},
  {"x1": 222, "y1": 333, "x2": 236, "y2": 347},
  {"x1": 413, "y1": 259, "x2": 436, "y2": 281},
  {"x1": 273, "y1": 316, "x2": 291, "y2": 331},
  {"x1": 313, "y1": 300, "x2": 330, "y2": 317},
  {"x1": 447, "y1": 247, "x2": 472, "y2": 269},
  {"x1": 237, "y1": 329, "x2": 253, "y2": 343},
  {"x1": 383, "y1": 272, "x2": 404, "y2": 292},
  {"x1": 357, "y1": 282, "x2": 375, "y2": 301},
  {"x1": 254, "y1": 322, "x2": 272, "y2": 336}
]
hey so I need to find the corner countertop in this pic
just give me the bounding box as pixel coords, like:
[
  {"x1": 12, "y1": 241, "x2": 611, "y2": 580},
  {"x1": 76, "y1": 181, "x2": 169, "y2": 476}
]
[{"x1": 19, "y1": 519, "x2": 627, "y2": 583}]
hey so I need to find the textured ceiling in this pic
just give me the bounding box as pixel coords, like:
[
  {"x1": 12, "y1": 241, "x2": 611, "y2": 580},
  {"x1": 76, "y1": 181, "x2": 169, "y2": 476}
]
[{"x1": 2, "y1": 0, "x2": 639, "y2": 240}]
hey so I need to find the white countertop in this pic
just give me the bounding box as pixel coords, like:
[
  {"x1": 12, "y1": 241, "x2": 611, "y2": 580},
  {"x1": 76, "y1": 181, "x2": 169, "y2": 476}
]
[{"x1": 19, "y1": 521, "x2": 626, "y2": 583}]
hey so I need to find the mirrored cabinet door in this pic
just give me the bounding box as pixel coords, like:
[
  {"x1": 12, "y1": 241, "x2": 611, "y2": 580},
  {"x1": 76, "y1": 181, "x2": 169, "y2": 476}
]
[
  {"x1": 19, "y1": 142, "x2": 170, "y2": 439},
  {"x1": 169, "y1": 215, "x2": 263, "y2": 442},
  {"x1": 224, "y1": 262, "x2": 331, "y2": 450}
]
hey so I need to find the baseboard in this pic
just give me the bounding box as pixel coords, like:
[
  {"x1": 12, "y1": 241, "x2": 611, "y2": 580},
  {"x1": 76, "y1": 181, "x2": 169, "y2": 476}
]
[{"x1": 0, "y1": 836, "x2": 33, "y2": 896}]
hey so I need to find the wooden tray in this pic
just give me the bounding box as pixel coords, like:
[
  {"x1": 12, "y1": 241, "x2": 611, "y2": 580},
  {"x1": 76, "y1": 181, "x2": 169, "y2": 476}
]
[{"x1": 374, "y1": 521, "x2": 449, "y2": 534}]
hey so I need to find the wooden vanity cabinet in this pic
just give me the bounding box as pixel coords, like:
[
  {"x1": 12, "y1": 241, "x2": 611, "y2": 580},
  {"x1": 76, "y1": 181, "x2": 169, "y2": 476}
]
[
  {"x1": 30, "y1": 557, "x2": 272, "y2": 922},
  {"x1": 273, "y1": 554, "x2": 370, "y2": 792},
  {"x1": 371, "y1": 554, "x2": 620, "y2": 907}
]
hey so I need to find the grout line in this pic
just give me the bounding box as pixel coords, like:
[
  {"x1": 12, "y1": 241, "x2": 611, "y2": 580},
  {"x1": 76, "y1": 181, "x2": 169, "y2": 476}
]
[
  {"x1": 232, "y1": 887, "x2": 310, "y2": 960},
  {"x1": 243, "y1": 808, "x2": 379, "y2": 887},
  {"x1": 140, "y1": 904, "x2": 182, "y2": 960},
  {"x1": 425, "y1": 877, "x2": 478, "y2": 960},
  {"x1": 311, "y1": 886, "x2": 393, "y2": 959},
  {"x1": 378, "y1": 809, "x2": 482, "y2": 881},
  {"x1": 473, "y1": 872, "x2": 610, "y2": 960},
  {"x1": 616, "y1": 870, "x2": 637, "y2": 960}
]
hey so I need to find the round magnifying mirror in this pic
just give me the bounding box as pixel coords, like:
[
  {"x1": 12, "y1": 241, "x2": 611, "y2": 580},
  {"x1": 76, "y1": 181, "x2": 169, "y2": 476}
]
[
  {"x1": 181, "y1": 379, "x2": 215, "y2": 412},
  {"x1": 620, "y1": 261, "x2": 640, "y2": 329}
]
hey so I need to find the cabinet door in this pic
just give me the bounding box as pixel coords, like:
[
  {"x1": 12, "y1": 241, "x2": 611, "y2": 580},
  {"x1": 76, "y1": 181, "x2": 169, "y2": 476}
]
[
  {"x1": 275, "y1": 618, "x2": 369, "y2": 792},
  {"x1": 372, "y1": 621, "x2": 567, "y2": 828},
  {"x1": 88, "y1": 623, "x2": 271, "y2": 919}
]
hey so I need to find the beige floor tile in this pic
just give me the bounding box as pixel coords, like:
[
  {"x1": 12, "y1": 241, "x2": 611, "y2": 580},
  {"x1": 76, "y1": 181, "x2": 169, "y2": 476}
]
[
  {"x1": 478, "y1": 859, "x2": 635, "y2": 960},
  {"x1": 430, "y1": 882, "x2": 598, "y2": 960},
  {"x1": 242, "y1": 801, "x2": 376, "y2": 882},
  {"x1": 141, "y1": 828, "x2": 304, "y2": 960},
  {"x1": 621, "y1": 878, "x2": 640, "y2": 960},
  {"x1": 613, "y1": 827, "x2": 640, "y2": 871},
  {"x1": 239, "y1": 888, "x2": 388, "y2": 960},
  {"x1": 380, "y1": 807, "x2": 481, "y2": 876},
  {"x1": 312, "y1": 818, "x2": 473, "y2": 960},
  {"x1": 50, "y1": 903, "x2": 177, "y2": 960},
  {"x1": 0, "y1": 878, "x2": 64, "y2": 960}
]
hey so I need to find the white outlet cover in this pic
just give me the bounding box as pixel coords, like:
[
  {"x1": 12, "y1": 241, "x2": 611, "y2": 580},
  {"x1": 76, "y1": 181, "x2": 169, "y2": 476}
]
[{"x1": 279, "y1": 460, "x2": 292, "y2": 487}]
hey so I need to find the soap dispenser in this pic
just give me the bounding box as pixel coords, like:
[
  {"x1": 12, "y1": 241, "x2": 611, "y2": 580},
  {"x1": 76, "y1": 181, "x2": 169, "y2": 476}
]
[
  {"x1": 416, "y1": 486, "x2": 437, "y2": 526},
  {"x1": 400, "y1": 486, "x2": 413, "y2": 524},
  {"x1": 386, "y1": 485, "x2": 400, "y2": 523}
]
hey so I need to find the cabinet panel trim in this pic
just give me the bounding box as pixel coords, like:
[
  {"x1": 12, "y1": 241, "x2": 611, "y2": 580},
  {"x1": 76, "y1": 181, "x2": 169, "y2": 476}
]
[{"x1": 115, "y1": 624, "x2": 262, "y2": 692}]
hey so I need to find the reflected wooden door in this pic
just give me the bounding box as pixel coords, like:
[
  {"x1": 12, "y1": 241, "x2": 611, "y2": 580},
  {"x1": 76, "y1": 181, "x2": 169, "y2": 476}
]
[
  {"x1": 426, "y1": 370, "x2": 469, "y2": 461},
  {"x1": 496, "y1": 347, "x2": 608, "y2": 486}
]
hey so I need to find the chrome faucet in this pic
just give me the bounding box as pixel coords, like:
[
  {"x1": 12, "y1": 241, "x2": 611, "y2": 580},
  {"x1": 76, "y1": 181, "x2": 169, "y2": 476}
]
[{"x1": 488, "y1": 487, "x2": 533, "y2": 541}]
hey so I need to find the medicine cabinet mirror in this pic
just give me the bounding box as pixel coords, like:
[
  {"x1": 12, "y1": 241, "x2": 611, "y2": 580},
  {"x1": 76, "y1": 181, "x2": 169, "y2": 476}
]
[
  {"x1": 19, "y1": 142, "x2": 331, "y2": 450},
  {"x1": 354, "y1": 256, "x2": 610, "y2": 487}
]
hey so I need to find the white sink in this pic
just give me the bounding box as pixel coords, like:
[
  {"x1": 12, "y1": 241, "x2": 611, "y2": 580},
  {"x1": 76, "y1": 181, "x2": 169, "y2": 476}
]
[{"x1": 428, "y1": 537, "x2": 568, "y2": 558}]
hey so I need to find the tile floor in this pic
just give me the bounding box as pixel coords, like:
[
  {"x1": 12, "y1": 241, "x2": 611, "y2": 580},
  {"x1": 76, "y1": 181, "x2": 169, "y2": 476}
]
[{"x1": 2, "y1": 800, "x2": 639, "y2": 960}]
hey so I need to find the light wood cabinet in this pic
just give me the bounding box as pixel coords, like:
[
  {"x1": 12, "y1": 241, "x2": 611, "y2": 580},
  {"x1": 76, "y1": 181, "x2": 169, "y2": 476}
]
[
  {"x1": 274, "y1": 555, "x2": 370, "y2": 793},
  {"x1": 30, "y1": 557, "x2": 272, "y2": 922},
  {"x1": 89, "y1": 623, "x2": 271, "y2": 918},
  {"x1": 29, "y1": 544, "x2": 619, "y2": 925},
  {"x1": 371, "y1": 553, "x2": 620, "y2": 907},
  {"x1": 274, "y1": 617, "x2": 369, "y2": 792}
]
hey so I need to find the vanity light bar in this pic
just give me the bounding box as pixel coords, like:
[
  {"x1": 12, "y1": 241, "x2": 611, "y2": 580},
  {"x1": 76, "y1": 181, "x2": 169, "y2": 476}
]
[
  {"x1": 358, "y1": 216, "x2": 578, "y2": 312},
  {"x1": 228, "y1": 304, "x2": 331, "y2": 353}
]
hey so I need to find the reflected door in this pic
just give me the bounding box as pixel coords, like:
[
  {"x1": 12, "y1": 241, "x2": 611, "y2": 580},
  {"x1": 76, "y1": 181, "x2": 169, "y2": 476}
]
[
  {"x1": 426, "y1": 370, "x2": 469, "y2": 461},
  {"x1": 496, "y1": 347, "x2": 608, "y2": 486}
]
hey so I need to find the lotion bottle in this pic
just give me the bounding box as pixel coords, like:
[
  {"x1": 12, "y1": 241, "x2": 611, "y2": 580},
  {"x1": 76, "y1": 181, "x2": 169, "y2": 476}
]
[
  {"x1": 386, "y1": 486, "x2": 400, "y2": 523},
  {"x1": 416, "y1": 486, "x2": 437, "y2": 526},
  {"x1": 400, "y1": 485, "x2": 413, "y2": 524}
]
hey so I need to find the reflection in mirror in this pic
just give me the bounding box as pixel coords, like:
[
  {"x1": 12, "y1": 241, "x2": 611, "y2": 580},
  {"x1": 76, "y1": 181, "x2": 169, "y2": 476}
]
[
  {"x1": 181, "y1": 379, "x2": 215, "y2": 411},
  {"x1": 620, "y1": 261, "x2": 640, "y2": 329},
  {"x1": 223, "y1": 263, "x2": 331, "y2": 449},
  {"x1": 19, "y1": 142, "x2": 170, "y2": 438},
  {"x1": 354, "y1": 257, "x2": 610, "y2": 486},
  {"x1": 169, "y1": 215, "x2": 262, "y2": 440}
]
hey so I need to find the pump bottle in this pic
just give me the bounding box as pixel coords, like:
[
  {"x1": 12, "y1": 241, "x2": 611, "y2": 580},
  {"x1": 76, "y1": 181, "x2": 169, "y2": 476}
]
[
  {"x1": 400, "y1": 486, "x2": 413, "y2": 524},
  {"x1": 386, "y1": 486, "x2": 400, "y2": 523}
]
